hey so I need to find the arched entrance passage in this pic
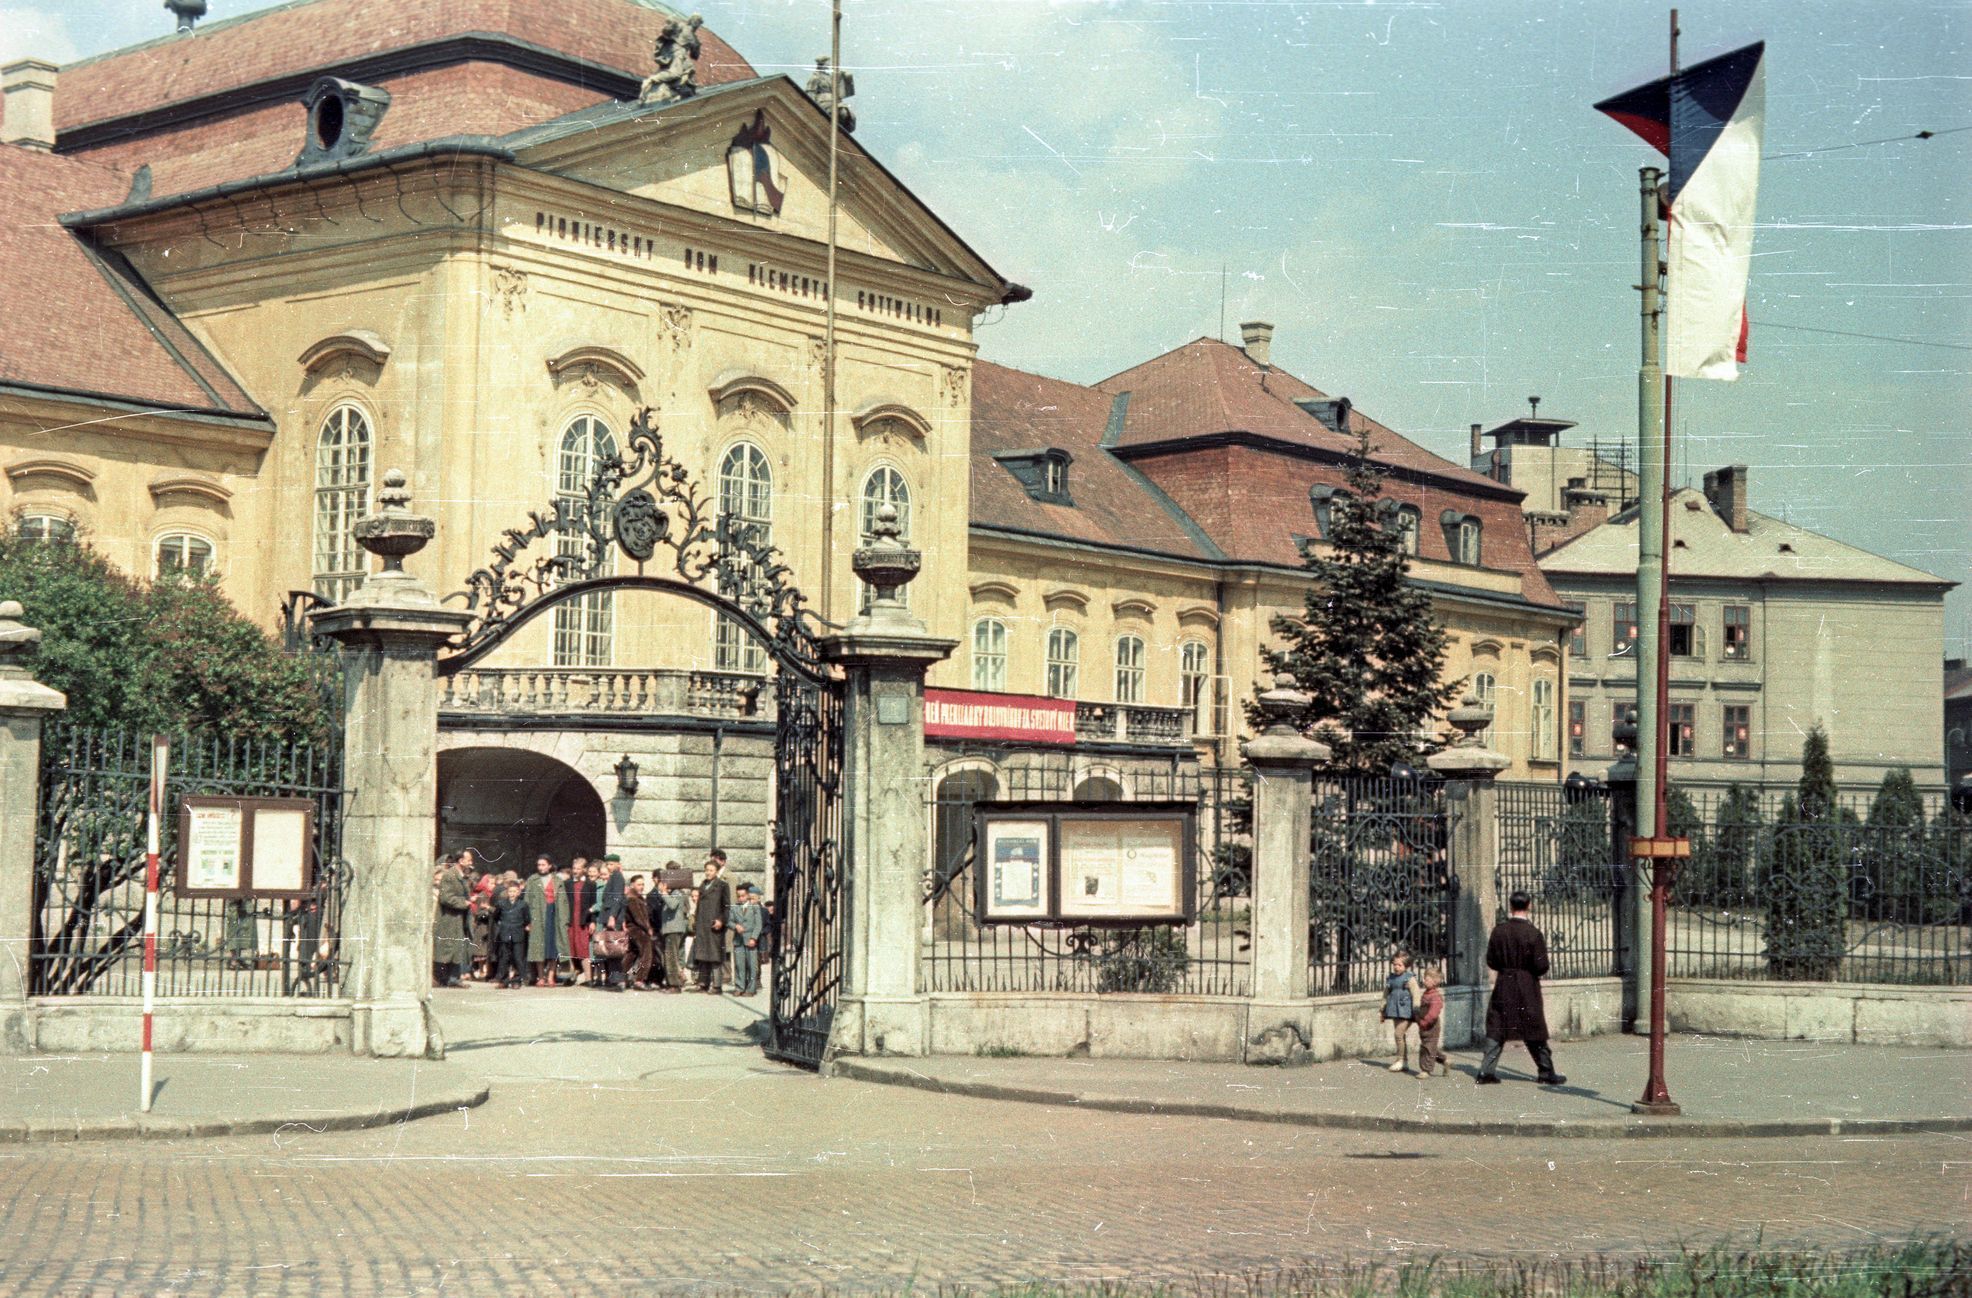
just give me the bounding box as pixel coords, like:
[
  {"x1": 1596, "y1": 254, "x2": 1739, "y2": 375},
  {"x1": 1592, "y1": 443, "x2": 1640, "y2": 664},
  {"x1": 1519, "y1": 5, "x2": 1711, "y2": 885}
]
[{"x1": 437, "y1": 747, "x2": 606, "y2": 875}]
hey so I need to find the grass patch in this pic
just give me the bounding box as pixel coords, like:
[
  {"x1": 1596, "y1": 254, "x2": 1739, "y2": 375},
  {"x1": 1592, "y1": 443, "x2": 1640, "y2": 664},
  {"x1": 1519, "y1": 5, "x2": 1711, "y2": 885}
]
[
  {"x1": 818, "y1": 1240, "x2": 1967, "y2": 1297},
  {"x1": 972, "y1": 1044, "x2": 1031, "y2": 1058}
]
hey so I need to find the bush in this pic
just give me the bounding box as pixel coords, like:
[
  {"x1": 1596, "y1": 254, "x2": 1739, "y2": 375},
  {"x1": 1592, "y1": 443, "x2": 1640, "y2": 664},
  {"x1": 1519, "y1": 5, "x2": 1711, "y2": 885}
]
[
  {"x1": 0, "y1": 532, "x2": 333, "y2": 745},
  {"x1": 1765, "y1": 729, "x2": 1846, "y2": 980},
  {"x1": 1095, "y1": 927, "x2": 1190, "y2": 994}
]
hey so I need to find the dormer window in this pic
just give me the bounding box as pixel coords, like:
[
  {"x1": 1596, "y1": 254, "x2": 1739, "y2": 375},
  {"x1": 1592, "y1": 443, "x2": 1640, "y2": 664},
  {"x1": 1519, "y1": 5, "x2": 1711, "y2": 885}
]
[
  {"x1": 1310, "y1": 484, "x2": 1352, "y2": 539},
  {"x1": 1295, "y1": 396, "x2": 1353, "y2": 433},
  {"x1": 995, "y1": 448, "x2": 1073, "y2": 506},
  {"x1": 1440, "y1": 510, "x2": 1482, "y2": 565},
  {"x1": 1379, "y1": 499, "x2": 1422, "y2": 555}
]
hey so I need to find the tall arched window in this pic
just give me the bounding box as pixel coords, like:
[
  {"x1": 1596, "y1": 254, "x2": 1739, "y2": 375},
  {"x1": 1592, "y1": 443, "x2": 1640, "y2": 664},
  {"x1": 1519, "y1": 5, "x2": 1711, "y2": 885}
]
[
  {"x1": 859, "y1": 466, "x2": 912, "y2": 610},
  {"x1": 1045, "y1": 628, "x2": 1079, "y2": 700},
  {"x1": 1472, "y1": 671, "x2": 1497, "y2": 746},
  {"x1": 552, "y1": 415, "x2": 618, "y2": 668},
  {"x1": 1531, "y1": 677, "x2": 1557, "y2": 761},
  {"x1": 971, "y1": 618, "x2": 1008, "y2": 691},
  {"x1": 1180, "y1": 640, "x2": 1211, "y2": 733},
  {"x1": 714, "y1": 442, "x2": 773, "y2": 673},
  {"x1": 313, "y1": 404, "x2": 372, "y2": 602},
  {"x1": 1114, "y1": 635, "x2": 1145, "y2": 703}
]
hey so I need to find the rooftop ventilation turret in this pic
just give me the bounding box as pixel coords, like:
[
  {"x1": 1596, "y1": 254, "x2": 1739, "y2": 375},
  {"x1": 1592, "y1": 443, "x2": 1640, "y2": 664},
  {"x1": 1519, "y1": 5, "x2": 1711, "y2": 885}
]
[
  {"x1": 296, "y1": 77, "x2": 391, "y2": 166},
  {"x1": 166, "y1": 0, "x2": 207, "y2": 34}
]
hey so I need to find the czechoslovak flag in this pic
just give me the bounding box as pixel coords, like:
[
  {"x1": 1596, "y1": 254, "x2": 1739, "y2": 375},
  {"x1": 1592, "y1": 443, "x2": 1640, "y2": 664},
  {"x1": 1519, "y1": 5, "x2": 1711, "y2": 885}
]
[{"x1": 1596, "y1": 42, "x2": 1766, "y2": 381}]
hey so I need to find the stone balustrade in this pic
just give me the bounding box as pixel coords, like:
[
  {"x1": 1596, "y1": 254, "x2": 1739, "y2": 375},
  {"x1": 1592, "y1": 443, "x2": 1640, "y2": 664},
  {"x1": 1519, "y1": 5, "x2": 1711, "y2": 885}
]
[
  {"x1": 438, "y1": 667, "x2": 770, "y2": 721},
  {"x1": 1073, "y1": 700, "x2": 1194, "y2": 747}
]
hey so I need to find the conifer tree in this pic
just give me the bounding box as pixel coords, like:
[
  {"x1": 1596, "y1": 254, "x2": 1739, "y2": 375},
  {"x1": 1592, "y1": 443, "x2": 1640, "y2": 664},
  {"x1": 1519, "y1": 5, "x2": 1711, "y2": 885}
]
[
  {"x1": 1766, "y1": 726, "x2": 1846, "y2": 980},
  {"x1": 1257, "y1": 424, "x2": 1459, "y2": 773}
]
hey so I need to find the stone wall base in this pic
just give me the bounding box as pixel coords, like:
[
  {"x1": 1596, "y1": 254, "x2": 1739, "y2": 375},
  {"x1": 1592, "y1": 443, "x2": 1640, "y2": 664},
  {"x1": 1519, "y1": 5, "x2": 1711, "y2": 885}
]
[
  {"x1": 1668, "y1": 978, "x2": 1972, "y2": 1048},
  {"x1": 21, "y1": 998, "x2": 353, "y2": 1053}
]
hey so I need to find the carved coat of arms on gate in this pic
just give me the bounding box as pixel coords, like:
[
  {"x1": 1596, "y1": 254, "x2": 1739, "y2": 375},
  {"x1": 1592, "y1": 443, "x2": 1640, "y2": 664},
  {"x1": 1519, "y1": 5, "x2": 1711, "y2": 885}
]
[{"x1": 727, "y1": 110, "x2": 787, "y2": 217}]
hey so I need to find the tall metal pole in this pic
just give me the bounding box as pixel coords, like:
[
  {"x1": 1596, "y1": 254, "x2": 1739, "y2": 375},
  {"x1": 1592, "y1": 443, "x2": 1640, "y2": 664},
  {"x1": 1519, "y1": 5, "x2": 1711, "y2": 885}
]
[
  {"x1": 1632, "y1": 162, "x2": 1665, "y2": 1032},
  {"x1": 819, "y1": 0, "x2": 844, "y2": 622}
]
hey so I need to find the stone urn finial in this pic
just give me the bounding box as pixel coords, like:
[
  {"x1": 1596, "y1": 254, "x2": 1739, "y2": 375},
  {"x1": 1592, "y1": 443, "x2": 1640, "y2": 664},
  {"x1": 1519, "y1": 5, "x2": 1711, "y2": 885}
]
[
  {"x1": 851, "y1": 503, "x2": 921, "y2": 614},
  {"x1": 1253, "y1": 671, "x2": 1309, "y2": 735},
  {"x1": 1446, "y1": 691, "x2": 1493, "y2": 749},
  {"x1": 0, "y1": 600, "x2": 41, "y2": 671},
  {"x1": 352, "y1": 468, "x2": 435, "y2": 577}
]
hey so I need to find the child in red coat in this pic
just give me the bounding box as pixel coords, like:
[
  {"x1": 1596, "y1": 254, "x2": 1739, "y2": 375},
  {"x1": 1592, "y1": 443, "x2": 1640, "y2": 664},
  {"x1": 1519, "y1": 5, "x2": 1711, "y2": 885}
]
[{"x1": 1415, "y1": 964, "x2": 1448, "y2": 1078}]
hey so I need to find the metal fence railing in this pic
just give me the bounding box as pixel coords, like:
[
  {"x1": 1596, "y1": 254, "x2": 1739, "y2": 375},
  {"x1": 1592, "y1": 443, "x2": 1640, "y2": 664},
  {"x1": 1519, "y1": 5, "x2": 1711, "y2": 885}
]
[
  {"x1": 1665, "y1": 784, "x2": 1969, "y2": 984},
  {"x1": 32, "y1": 724, "x2": 350, "y2": 998},
  {"x1": 1495, "y1": 781, "x2": 1627, "y2": 979},
  {"x1": 1308, "y1": 775, "x2": 1456, "y2": 993},
  {"x1": 924, "y1": 760, "x2": 1251, "y2": 996}
]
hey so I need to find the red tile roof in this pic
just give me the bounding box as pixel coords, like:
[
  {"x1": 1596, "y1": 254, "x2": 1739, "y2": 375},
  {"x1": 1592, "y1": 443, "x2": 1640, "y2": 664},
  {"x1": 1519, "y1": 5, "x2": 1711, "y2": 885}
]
[
  {"x1": 0, "y1": 146, "x2": 263, "y2": 420},
  {"x1": 970, "y1": 361, "x2": 1216, "y2": 561},
  {"x1": 56, "y1": 0, "x2": 754, "y2": 134},
  {"x1": 1096, "y1": 338, "x2": 1506, "y2": 492}
]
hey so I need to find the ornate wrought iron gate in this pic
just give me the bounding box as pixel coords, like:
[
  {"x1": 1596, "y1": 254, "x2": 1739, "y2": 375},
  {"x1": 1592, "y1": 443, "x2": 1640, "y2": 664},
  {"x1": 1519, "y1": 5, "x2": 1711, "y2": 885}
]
[{"x1": 438, "y1": 409, "x2": 845, "y2": 1068}]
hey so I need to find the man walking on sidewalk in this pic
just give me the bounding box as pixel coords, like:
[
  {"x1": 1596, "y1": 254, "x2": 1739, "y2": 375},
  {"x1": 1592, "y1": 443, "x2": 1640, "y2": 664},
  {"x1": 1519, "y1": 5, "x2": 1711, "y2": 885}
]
[{"x1": 1475, "y1": 891, "x2": 1566, "y2": 1087}]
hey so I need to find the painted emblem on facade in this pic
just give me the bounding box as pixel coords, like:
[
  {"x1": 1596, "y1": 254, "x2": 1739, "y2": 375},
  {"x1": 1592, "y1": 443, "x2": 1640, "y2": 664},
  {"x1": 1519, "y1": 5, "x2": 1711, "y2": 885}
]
[{"x1": 727, "y1": 110, "x2": 787, "y2": 217}]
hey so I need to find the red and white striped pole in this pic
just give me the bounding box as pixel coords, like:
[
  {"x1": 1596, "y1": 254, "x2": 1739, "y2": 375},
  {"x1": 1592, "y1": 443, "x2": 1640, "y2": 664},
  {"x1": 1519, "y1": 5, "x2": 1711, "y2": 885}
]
[{"x1": 140, "y1": 734, "x2": 168, "y2": 1113}]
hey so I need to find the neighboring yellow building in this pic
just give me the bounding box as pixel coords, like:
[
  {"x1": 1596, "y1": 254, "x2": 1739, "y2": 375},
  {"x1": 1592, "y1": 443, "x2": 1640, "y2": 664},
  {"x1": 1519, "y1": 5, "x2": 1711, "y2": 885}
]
[{"x1": 2, "y1": 0, "x2": 1572, "y2": 875}]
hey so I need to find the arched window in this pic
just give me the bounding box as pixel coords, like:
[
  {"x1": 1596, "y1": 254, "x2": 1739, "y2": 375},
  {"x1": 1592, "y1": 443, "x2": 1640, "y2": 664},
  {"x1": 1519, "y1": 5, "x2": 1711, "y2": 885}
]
[
  {"x1": 1531, "y1": 677, "x2": 1557, "y2": 761},
  {"x1": 16, "y1": 514, "x2": 74, "y2": 543},
  {"x1": 1472, "y1": 671, "x2": 1497, "y2": 746},
  {"x1": 971, "y1": 618, "x2": 1008, "y2": 691},
  {"x1": 155, "y1": 532, "x2": 215, "y2": 579},
  {"x1": 1045, "y1": 628, "x2": 1079, "y2": 700},
  {"x1": 1073, "y1": 775, "x2": 1123, "y2": 802},
  {"x1": 551, "y1": 415, "x2": 618, "y2": 668},
  {"x1": 1180, "y1": 640, "x2": 1211, "y2": 734},
  {"x1": 933, "y1": 767, "x2": 1000, "y2": 889},
  {"x1": 714, "y1": 442, "x2": 773, "y2": 674},
  {"x1": 1114, "y1": 634, "x2": 1145, "y2": 704},
  {"x1": 859, "y1": 466, "x2": 912, "y2": 609},
  {"x1": 313, "y1": 404, "x2": 372, "y2": 602}
]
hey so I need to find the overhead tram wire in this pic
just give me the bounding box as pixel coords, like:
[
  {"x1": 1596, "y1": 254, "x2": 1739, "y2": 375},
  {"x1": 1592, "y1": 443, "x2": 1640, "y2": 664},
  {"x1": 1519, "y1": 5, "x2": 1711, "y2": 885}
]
[
  {"x1": 1747, "y1": 321, "x2": 1972, "y2": 353},
  {"x1": 1764, "y1": 124, "x2": 1969, "y2": 161}
]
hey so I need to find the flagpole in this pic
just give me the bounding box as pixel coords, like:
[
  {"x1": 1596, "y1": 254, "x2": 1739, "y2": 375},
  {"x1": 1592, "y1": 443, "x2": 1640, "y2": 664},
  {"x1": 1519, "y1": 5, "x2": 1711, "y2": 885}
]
[
  {"x1": 1632, "y1": 7, "x2": 1682, "y2": 1117},
  {"x1": 819, "y1": 0, "x2": 843, "y2": 622}
]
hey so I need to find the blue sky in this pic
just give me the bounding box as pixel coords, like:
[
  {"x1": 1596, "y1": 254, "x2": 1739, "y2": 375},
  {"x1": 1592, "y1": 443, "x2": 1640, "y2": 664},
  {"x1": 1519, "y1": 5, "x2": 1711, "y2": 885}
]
[{"x1": 10, "y1": 0, "x2": 1969, "y2": 649}]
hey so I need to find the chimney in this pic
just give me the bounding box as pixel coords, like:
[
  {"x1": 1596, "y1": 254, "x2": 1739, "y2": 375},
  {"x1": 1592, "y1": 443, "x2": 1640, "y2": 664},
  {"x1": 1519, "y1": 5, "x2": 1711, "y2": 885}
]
[
  {"x1": 1703, "y1": 464, "x2": 1749, "y2": 532},
  {"x1": 1239, "y1": 320, "x2": 1273, "y2": 368},
  {"x1": 1, "y1": 60, "x2": 58, "y2": 150},
  {"x1": 1469, "y1": 422, "x2": 1483, "y2": 463}
]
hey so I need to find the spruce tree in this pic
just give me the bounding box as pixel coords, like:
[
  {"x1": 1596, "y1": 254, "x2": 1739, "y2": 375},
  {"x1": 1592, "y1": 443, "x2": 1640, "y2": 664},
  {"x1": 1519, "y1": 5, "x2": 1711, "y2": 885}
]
[
  {"x1": 1257, "y1": 424, "x2": 1459, "y2": 773},
  {"x1": 1765, "y1": 726, "x2": 1847, "y2": 980}
]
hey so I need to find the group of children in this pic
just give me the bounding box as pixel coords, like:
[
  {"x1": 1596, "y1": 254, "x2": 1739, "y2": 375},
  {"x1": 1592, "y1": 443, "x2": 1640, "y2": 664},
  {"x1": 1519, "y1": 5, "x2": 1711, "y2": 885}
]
[{"x1": 1380, "y1": 951, "x2": 1447, "y2": 1077}]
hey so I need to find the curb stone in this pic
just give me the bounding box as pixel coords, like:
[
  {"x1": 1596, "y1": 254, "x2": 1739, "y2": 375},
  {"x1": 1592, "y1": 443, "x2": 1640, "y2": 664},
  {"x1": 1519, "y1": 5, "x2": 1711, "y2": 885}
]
[
  {"x1": 831, "y1": 1061, "x2": 1972, "y2": 1139},
  {"x1": 11, "y1": 1084, "x2": 491, "y2": 1143}
]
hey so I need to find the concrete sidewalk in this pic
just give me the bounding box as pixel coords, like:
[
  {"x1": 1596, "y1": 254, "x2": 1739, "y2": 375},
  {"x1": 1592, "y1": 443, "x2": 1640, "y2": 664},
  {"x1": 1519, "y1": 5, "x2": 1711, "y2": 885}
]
[
  {"x1": 833, "y1": 1033, "x2": 1972, "y2": 1138},
  {"x1": 0, "y1": 1050, "x2": 489, "y2": 1142}
]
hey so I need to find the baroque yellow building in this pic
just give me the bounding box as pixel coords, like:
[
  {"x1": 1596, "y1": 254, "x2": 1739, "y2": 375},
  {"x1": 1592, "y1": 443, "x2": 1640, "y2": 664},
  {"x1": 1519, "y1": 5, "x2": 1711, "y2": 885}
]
[{"x1": 1, "y1": 0, "x2": 1573, "y2": 879}]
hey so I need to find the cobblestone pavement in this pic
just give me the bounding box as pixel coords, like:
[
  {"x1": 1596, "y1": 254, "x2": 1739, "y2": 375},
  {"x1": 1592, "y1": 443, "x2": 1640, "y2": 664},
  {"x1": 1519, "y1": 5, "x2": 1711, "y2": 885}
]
[{"x1": 0, "y1": 989, "x2": 1963, "y2": 1296}]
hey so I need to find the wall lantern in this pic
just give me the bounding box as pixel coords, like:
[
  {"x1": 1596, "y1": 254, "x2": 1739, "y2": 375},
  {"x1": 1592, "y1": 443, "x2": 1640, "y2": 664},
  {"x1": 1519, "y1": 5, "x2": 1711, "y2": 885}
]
[{"x1": 614, "y1": 753, "x2": 640, "y2": 797}]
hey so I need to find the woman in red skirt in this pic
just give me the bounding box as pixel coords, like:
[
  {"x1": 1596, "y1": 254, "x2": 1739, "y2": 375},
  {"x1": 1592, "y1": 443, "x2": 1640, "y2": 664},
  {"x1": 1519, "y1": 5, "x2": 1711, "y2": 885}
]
[{"x1": 565, "y1": 857, "x2": 596, "y2": 985}]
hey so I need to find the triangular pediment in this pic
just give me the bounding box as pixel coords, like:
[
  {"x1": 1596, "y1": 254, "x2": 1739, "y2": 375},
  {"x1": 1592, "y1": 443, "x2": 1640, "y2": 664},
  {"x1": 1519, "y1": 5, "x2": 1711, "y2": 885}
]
[{"x1": 509, "y1": 78, "x2": 1005, "y2": 293}]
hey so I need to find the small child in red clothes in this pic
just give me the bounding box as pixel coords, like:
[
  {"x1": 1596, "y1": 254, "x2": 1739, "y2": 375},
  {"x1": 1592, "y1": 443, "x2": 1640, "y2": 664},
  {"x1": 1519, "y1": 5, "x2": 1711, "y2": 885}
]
[{"x1": 1415, "y1": 963, "x2": 1448, "y2": 1078}]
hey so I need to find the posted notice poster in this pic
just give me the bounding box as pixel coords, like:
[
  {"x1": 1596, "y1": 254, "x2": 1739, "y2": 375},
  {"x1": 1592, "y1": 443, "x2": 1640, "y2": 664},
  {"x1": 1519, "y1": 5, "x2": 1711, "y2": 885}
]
[
  {"x1": 183, "y1": 803, "x2": 245, "y2": 892},
  {"x1": 1058, "y1": 819, "x2": 1184, "y2": 920},
  {"x1": 251, "y1": 806, "x2": 311, "y2": 893},
  {"x1": 981, "y1": 819, "x2": 1049, "y2": 920}
]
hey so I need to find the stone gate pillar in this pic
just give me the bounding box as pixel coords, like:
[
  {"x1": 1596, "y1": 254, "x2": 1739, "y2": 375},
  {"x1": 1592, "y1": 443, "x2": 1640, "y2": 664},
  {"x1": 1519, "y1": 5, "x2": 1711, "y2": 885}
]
[
  {"x1": 1429, "y1": 694, "x2": 1509, "y2": 1031},
  {"x1": 1241, "y1": 675, "x2": 1328, "y2": 1064},
  {"x1": 0, "y1": 602, "x2": 67, "y2": 1052},
  {"x1": 819, "y1": 507, "x2": 954, "y2": 1062},
  {"x1": 312, "y1": 471, "x2": 469, "y2": 1059}
]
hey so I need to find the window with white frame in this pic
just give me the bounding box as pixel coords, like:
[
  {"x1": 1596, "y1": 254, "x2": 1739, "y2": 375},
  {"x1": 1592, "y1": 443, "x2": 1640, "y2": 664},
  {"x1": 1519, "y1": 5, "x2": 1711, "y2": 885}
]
[
  {"x1": 1531, "y1": 677, "x2": 1557, "y2": 761},
  {"x1": 16, "y1": 514, "x2": 74, "y2": 543},
  {"x1": 1394, "y1": 504, "x2": 1422, "y2": 556},
  {"x1": 1472, "y1": 671, "x2": 1496, "y2": 745},
  {"x1": 551, "y1": 415, "x2": 618, "y2": 668},
  {"x1": 971, "y1": 618, "x2": 1008, "y2": 691},
  {"x1": 313, "y1": 404, "x2": 372, "y2": 602},
  {"x1": 1180, "y1": 641, "x2": 1210, "y2": 732},
  {"x1": 859, "y1": 466, "x2": 912, "y2": 610},
  {"x1": 1114, "y1": 634, "x2": 1145, "y2": 703},
  {"x1": 1442, "y1": 511, "x2": 1482, "y2": 565},
  {"x1": 155, "y1": 532, "x2": 215, "y2": 579},
  {"x1": 714, "y1": 442, "x2": 773, "y2": 674},
  {"x1": 1045, "y1": 627, "x2": 1079, "y2": 699}
]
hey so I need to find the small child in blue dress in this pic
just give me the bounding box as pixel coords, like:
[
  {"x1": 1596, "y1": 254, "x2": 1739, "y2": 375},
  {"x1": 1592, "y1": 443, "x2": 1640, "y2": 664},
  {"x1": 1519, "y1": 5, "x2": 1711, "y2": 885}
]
[{"x1": 1381, "y1": 950, "x2": 1422, "y2": 1073}]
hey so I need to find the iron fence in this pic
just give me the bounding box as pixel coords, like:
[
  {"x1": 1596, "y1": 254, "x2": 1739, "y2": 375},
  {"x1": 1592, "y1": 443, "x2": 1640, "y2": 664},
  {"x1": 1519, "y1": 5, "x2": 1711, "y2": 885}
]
[
  {"x1": 923, "y1": 759, "x2": 1251, "y2": 996},
  {"x1": 1308, "y1": 775, "x2": 1455, "y2": 993},
  {"x1": 1495, "y1": 781, "x2": 1627, "y2": 979},
  {"x1": 1664, "y1": 784, "x2": 1970, "y2": 984},
  {"x1": 32, "y1": 724, "x2": 350, "y2": 998}
]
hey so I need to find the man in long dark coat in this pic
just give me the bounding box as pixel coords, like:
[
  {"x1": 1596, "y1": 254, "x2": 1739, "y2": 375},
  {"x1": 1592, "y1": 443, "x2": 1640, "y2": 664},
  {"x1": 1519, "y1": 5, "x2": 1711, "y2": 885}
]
[
  {"x1": 1476, "y1": 890, "x2": 1566, "y2": 1086},
  {"x1": 431, "y1": 854, "x2": 473, "y2": 987},
  {"x1": 690, "y1": 856, "x2": 731, "y2": 993}
]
